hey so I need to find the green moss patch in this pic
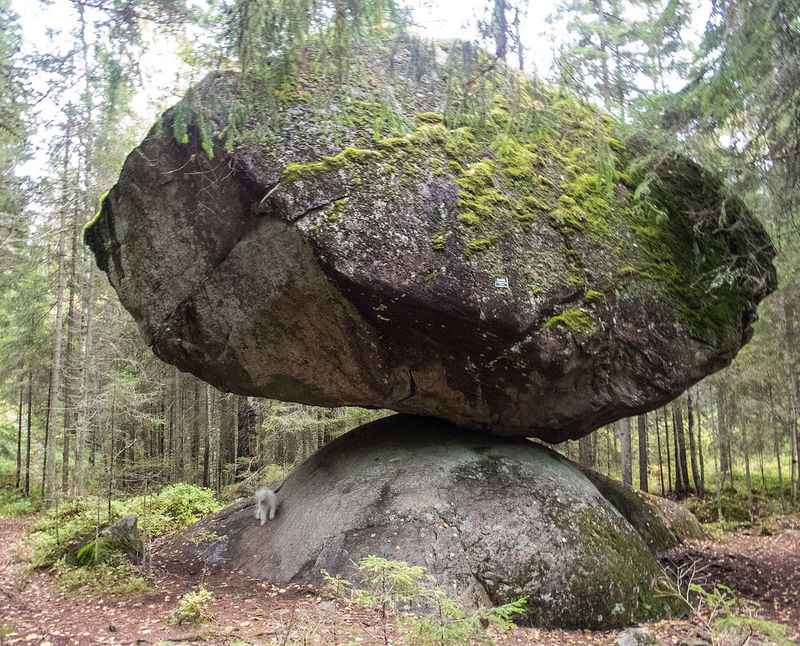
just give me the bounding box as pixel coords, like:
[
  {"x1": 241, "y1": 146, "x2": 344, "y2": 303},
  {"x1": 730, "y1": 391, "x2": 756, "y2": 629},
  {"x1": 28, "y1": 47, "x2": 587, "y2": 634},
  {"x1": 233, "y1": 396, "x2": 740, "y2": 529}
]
[
  {"x1": 542, "y1": 309, "x2": 596, "y2": 335},
  {"x1": 281, "y1": 147, "x2": 381, "y2": 182}
]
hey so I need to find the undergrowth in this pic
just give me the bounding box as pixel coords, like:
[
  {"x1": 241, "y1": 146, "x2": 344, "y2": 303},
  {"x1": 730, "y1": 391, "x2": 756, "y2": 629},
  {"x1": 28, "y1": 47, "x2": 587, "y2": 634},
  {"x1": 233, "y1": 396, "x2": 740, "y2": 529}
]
[
  {"x1": 25, "y1": 483, "x2": 221, "y2": 595},
  {"x1": 667, "y1": 562, "x2": 794, "y2": 646},
  {"x1": 0, "y1": 485, "x2": 42, "y2": 517},
  {"x1": 168, "y1": 586, "x2": 214, "y2": 626},
  {"x1": 688, "y1": 583, "x2": 794, "y2": 646},
  {"x1": 324, "y1": 555, "x2": 528, "y2": 645}
]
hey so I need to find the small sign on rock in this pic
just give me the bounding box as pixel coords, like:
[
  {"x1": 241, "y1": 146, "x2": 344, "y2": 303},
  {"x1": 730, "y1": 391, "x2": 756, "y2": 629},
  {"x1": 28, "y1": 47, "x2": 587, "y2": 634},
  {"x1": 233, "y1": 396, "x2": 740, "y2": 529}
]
[{"x1": 494, "y1": 277, "x2": 509, "y2": 288}]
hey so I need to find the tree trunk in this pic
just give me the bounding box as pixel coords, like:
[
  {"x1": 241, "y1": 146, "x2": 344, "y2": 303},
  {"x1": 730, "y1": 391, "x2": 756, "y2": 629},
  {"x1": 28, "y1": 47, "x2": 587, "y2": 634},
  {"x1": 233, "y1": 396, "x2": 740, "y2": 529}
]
[
  {"x1": 792, "y1": 418, "x2": 798, "y2": 510},
  {"x1": 742, "y1": 417, "x2": 753, "y2": 521},
  {"x1": 61, "y1": 205, "x2": 81, "y2": 495},
  {"x1": 45, "y1": 205, "x2": 69, "y2": 502},
  {"x1": 675, "y1": 404, "x2": 690, "y2": 495},
  {"x1": 781, "y1": 291, "x2": 799, "y2": 510},
  {"x1": 655, "y1": 413, "x2": 665, "y2": 495},
  {"x1": 769, "y1": 384, "x2": 785, "y2": 511},
  {"x1": 619, "y1": 418, "x2": 632, "y2": 486},
  {"x1": 590, "y1": 0, "x2": 612, "y2": 105},
  {"x1": 41, "y1": 378, "x2": 52, "y2": 498},
  {"x1": 74, "y1": 257, "x2": 95, "y2": 497},
  {"x1": 24, "y1": 371, "x2": 32, "y2": 497},
  {"x1": 191, "y1": 379, "x2": 200, "y2": 481},
  {"x1": 637, "y1": 414, "x2": 648, "y2": 492},
  {"x1": 492, "y1": 0, "x2": 509, "y2": 61},
  {"x1": 716, "y1": 383, "x2": 730, "y2": 477},
  {"x1": 713, "y1": 398, "x2": 723, "y2": 522},
  {"x1": 697, "y1": 392, "x2": 705, "y2": 495},
  {"x1": 108, "y1": 393, "x2": 115, "y2": 520},
  {"x1": 578, "y1": 435, "x2": 593, "y2": 467},
  {"x1": 202, "y1": 385, "x2": 211, "y2": 488},
  {"x1": 663, "y1": 407, "x2": 672, "y2": 493},
  {"x1": 687, "y1": 393, "x2": 702, "y2": 496},
  {"x1": 16, "y1": 381, "x2": 23, "y2": 489}
]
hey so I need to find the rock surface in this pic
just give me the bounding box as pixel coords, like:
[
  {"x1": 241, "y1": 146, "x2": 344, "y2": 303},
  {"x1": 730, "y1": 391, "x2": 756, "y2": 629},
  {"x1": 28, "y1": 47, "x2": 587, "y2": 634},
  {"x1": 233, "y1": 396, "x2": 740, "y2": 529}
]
[
  {"x1": 615, "y1": 626, "x2": 657, "y2": 646},
  {"x1": 101, "y1": 514, "x2": 144, "y2": 563},
  {"x1": 85, "y1": 36, "x2": 775, "y2": 440},
  {"x1": 160, "y1": 415, "x2": 683, "y2": 628},
  {"x1": 581, "y1": 468, "x2": 705, "y2": 553}
]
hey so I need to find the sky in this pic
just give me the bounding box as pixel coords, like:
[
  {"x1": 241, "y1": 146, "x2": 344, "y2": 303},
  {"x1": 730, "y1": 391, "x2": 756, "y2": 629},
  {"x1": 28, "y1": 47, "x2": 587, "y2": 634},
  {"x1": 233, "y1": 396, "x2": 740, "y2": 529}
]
[
  {"x1": 10, "y1": 0, "x2": 566, "y2": 185},
  {"x1": 11, "y1": 0, "x2": 563, "y2": 115},
  {"x1": 10, "y1": 0, "x2": 709, "y2": 188}
]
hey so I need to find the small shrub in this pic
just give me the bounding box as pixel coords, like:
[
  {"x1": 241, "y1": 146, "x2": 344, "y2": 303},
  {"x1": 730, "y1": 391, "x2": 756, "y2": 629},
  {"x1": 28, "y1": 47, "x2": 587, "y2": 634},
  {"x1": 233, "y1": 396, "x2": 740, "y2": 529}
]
[
  {"x1": 29, "y1": 484, "x2": 221, "y2": 569},
  {"x1": 29, "y1": 498, "x2": 115, "y2": 568},
  {"x1": 321, "y1": 569, "x2": 353, "y2": 597},
  {"x1": 403, "y1": 589, "x2": 528, "y2": 646},
  {"x1": 169, "y1": 586, "x2": 213, "y2": 626},
  {"x1": 355, "y1": 555, "x2": 429, "y2": 608},
  {"x1": 684, "y1": 495, "x2": 752, "y2": 524},
  {"x1": 27, "y1": 483, "x2": 222, "y2": 600},
  {"x1": 714, "y1": 616, "x2": 794, "y2": 646}
]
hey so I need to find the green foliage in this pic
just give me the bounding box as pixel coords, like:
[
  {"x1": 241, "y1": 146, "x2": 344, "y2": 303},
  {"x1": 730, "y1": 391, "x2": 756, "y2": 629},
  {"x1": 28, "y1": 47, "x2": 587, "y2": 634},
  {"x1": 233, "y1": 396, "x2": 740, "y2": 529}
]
[
  {"x1": 0, "y1": 488, "x2": 41, "y2": 516},
  {"x1": 321, "y1": 569, "x2": 354, "y2": 597},
  {"x1": 0, "y1": 452, "x2": 42, "y2": 515},
  {"x1": 403, "y1": 594, "x2": 528, "y2": 646},
  {"x1": 224, "y1": 0, "x2": 406, "y2": 131},
  {"x1": 354, "y1": 555, "x2": 429, "y2": 607},
  {"x1": 684, "y1": 495, "x2": 751, "y2": 525},
  {"x1": 169, "y1": 586, "x2": 213, "y2": 626},
  {"x1": 52, "y1": 555, "x2": 149, "y2": 595},
  {"x1": 75, "y1": 536, "x2": 124, "y2": 567},
  {"x1": 281, "y1": 147, "x2": 381, "y2": 181},
  {"x1": 28, "y1": 484, "x2": 221, "y2": 569},
  {"x1": 431, "y1": 230, "x2": 447, "y2": 251},
  {"x1": 29, "y1": 498, "x2": 108, "y2": 568},
  {"x1": 131, "y1": 483, "x2": 222, "y2": 536},
  {"x1": 688, "y1": 583, "x2": 793, "y2": 646},
  {"x1": 714, "y1": 616, "x2": 794, "y2": 646},
  {"x1": 329, "y1": 556, "x2": 527, "y2": 645}
]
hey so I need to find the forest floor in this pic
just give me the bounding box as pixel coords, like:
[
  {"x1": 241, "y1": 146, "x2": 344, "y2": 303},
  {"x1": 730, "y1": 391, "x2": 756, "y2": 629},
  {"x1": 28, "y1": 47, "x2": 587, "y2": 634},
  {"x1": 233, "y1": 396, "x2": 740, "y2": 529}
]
[{"x1": 1, "y1": 515, "x2": 798, "y2": 646}]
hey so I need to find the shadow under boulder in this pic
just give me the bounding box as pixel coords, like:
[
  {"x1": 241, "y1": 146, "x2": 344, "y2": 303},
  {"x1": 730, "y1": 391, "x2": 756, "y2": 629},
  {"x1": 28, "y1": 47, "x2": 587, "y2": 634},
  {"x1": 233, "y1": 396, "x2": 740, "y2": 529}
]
[{"x1": 160, "y1": 415, "x2": 686, "y2": 629}]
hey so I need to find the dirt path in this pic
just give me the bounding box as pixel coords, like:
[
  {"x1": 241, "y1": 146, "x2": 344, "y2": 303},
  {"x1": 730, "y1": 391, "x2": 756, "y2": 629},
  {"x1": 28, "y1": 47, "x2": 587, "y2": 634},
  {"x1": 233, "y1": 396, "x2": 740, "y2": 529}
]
[
  {"x1": 1, "y1": 515, "x2": 797, "y2": 646},
  {"x1": 662, "y1": 515, "x2": 800, "y2": 632}
]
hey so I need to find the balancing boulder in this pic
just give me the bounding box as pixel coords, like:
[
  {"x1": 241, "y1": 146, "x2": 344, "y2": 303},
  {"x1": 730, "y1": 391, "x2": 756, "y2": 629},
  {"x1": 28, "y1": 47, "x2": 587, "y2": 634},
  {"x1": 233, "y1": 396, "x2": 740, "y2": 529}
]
[{"x1": 85, "y1": 37, "x2": 775, "y2": 440}]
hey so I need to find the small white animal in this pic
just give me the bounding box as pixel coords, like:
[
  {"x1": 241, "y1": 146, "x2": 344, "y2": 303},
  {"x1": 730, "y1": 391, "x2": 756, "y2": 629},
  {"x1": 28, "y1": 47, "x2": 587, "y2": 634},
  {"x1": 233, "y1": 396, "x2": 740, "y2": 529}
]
[{"x1": 254, "y1": 487, "x2": 278, "y2": 525}]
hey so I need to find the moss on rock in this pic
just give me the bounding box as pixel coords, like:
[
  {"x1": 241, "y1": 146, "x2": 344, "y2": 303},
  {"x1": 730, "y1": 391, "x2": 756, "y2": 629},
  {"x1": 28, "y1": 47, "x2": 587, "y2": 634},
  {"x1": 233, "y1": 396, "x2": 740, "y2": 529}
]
[{"x1": 542, "y1": 309, "x2": 596, "y2": 335}]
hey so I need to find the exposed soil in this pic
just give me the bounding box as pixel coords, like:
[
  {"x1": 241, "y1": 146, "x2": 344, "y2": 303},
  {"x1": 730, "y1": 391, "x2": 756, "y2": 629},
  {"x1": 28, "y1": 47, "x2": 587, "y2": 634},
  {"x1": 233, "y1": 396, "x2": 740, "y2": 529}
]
[
  {"x1": 661, "y1": 515, "x2": 800, "y2": 632},
  {"x1": 1, "y1": 514, "x2": 797, "y2": 646}
]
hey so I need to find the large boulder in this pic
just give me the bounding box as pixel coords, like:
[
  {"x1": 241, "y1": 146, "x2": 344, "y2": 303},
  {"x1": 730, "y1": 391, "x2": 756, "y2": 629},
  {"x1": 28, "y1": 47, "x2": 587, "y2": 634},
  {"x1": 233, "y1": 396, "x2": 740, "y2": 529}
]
[
  {"x1": 159, "y1": 415, "x2": 682, "y2": 628},
  {"x1": 85, "y1": 36, "x2": 775, "y2": 441}
]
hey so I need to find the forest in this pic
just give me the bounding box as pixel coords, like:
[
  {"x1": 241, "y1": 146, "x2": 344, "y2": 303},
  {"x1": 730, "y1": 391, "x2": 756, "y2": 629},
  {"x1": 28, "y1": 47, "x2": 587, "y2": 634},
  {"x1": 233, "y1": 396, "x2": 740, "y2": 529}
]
[{"x1": 0, "y1": 0, "x2": 799, "y2": 645}]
